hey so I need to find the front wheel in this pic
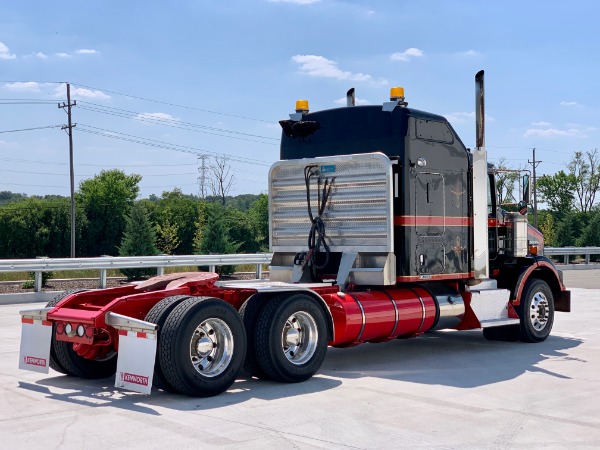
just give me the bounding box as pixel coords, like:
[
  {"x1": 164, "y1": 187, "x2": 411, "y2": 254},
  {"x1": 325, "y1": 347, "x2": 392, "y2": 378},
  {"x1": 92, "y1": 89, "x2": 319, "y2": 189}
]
[
  {"x1": 254, "y1": 294, "x2": 328, "y2": 383},
  {"x1": 517, "y1": 279, "x2": 555, "y2": 343},
  {"x1": 158, "y1": 297, "x2": 246, "y2": 397}
]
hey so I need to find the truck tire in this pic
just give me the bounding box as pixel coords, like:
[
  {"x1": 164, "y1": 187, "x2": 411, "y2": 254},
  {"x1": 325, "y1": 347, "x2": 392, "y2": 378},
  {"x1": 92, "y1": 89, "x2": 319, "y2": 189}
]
[
  {"x1": 239, "y1": 295, "x2": 271, "y2": 380},
  {"x1": 46, "y1": 289, "x2": 88, "y2": 375},
  {"x1": 517, "y1": 279, "x2": 555, "y2": 343},
  {"x1": 144, "y1": 295, "x2": 191, "y2": 391},
  {"x1": 53, "y1": 335, "x2": 117, "y2": 379},
  {"x1": 158, "y1": 297, "x2": 246, "y2": 397},
  {"x1": 482, "y1": 324, "x2": 520, "y2": 342},
  {"x1": 254, "y1": 293, "x2": 328, "y2": 383}
]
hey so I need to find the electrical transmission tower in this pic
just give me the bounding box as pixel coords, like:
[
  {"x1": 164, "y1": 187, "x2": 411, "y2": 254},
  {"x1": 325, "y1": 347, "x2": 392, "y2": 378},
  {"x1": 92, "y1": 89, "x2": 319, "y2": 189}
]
[
  {"x1": 58, "y1": 83, "x2": 77, "y2": 258},
  {"x1": 197, "y1": 155, "x2": 209, "y2": 199}
]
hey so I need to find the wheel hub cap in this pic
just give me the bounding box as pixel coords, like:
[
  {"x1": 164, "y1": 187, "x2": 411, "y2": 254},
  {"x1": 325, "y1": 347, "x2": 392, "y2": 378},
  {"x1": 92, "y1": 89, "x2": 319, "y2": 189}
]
[
  {"x1": 189, "y1": 318, "x2": 234, "y2": 378},
  {"x1": 281, "y1": 311, "x2": 318, "y2": 366},
  {"x1": 530, "y1": 292, "x2": 550, "y2": 331}
]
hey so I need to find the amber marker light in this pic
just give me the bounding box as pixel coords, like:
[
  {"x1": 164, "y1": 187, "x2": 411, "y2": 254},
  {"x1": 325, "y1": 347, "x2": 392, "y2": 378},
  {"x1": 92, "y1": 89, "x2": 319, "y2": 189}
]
[
  {"x1": 390, "y1": 87, "x2": 405, "y2": 100},
  {"x1": 295, "y1": 100, "x2": 309, "y2": 113}
]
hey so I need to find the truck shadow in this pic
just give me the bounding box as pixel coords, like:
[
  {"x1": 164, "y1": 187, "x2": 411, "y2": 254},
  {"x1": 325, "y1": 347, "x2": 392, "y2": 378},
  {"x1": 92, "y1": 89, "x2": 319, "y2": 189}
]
[
  {"x1": 320, "y1": 330, "x2": 584, "y2": 388},
  {"x1": 19, "y1": 372, "x2": 342, "y2": 414},
  {"x1": 18, "y1": 330, "x2": 582, "y2": 414}
]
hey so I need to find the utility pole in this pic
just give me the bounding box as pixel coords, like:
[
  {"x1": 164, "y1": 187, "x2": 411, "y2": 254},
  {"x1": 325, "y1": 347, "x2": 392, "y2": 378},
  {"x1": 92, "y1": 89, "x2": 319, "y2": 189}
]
[
  {"x1": 197, "y1": 154, "x2": 209, "y2": 199},
  {"x1": 528, "y1": 147, "x2": 542, "y2": 229},
  {"x1": 58, "y1": 83, "x2": 77, "y2": 258}
]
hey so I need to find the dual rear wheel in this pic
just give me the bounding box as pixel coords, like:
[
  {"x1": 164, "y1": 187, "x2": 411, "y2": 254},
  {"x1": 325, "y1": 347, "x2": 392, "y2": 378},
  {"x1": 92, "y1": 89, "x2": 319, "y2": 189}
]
[
  {"x1": 47, "y1": 290, "x2": 329, "y2": 396},
  {"x1": 151, "y1": 292, "x2": 328, "y2": 396}
]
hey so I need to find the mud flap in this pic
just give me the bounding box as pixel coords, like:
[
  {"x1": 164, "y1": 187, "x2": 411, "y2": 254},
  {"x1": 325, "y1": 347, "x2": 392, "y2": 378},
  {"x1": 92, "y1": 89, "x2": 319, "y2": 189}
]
[
  {"x1": 106, "y1": 312, "x2": 157, "y2": 395},
  {"x1": 19, "y1": 308, "x2": 52, "y2": 374},
  {"x1": 114, "y1": 330, "x2": 157, "y2": 394}
]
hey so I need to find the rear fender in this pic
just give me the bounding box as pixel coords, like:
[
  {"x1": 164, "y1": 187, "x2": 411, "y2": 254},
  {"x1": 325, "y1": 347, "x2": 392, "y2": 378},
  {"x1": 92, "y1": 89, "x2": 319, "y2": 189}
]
[
  {"x1": 247, "y1": 290, "x2": 335, "y2": 342},
  {"x1": 513, "y1": 256, "x2": 570, "y2": 312}
]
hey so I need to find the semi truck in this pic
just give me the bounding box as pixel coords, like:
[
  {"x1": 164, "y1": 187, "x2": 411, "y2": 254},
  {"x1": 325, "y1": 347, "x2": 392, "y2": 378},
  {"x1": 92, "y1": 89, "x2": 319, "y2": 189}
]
[{"x1": 19, "y1": 70, "x2": 571, "y2": 397}]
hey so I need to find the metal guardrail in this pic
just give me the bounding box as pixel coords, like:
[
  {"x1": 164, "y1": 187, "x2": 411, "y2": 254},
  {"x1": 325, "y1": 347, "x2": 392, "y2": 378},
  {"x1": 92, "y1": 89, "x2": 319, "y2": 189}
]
[
  {"x1": 0, "y1": 253, "x2": 273, "y2": 292},
  {"x1": 544, "y1": 247, "x2": 600, "y2": 265}
]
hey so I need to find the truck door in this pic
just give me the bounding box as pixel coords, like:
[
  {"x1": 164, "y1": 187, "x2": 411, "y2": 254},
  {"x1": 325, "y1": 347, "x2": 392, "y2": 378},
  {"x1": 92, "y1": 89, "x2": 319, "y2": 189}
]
[{"x1": 415, "y1": 172, "x2": 445, "y2": 274}]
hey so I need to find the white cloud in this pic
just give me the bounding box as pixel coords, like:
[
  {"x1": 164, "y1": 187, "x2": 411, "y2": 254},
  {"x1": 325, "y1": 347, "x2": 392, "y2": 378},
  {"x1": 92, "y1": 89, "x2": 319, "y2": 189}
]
[
  {"x1": 445, "y1": 111, "x2": 495, "y2": 124},
  {"x1": 4, "y1": 81, "x2": 42, "y2": 92},
  {"x1": 268, "y1": 0, "x2": 321, "y2": 4},
  {"x1": 566, "y1": 123, "x2": 598, "y2": 132},
  {"x1": 560, "y1": 101, "x2": 579, "y2": 107},
  {"x1": 292, "y1": 54, "x2": 383, "y2": 84},
  {"x1": 134, "y1": 112, "x2": 179, "y2": 122},
  {"x1": 24, "y1": 52, "x2": 48, "y2": 59},
  {"x1": 76, "y1": 49, "x2": 99, "y2": 55},
  {"x1": 531, "y1": 121, "x2": 552, "y2": 127},
  {"x1": 334, "y1": 97, "x2": 370, "y2": 106},
  {"x1": 55, "y1": 52, "x2": 72, "y2": 58},
  {"x1": 54, "y1": 85, "x2": 111, "y2": 100},
  {"x1": 390, "y1": 48, "x2": 423, "y2": 62},
  {"x1": 456, "y1": 49, "x2": 480, "y2": 57},
  {"x1": 0, "y1": 41, "x2": 16, "y2": 59},
  {"x1": 524, "y1": 127, "x2": 587, "y2": 138}
]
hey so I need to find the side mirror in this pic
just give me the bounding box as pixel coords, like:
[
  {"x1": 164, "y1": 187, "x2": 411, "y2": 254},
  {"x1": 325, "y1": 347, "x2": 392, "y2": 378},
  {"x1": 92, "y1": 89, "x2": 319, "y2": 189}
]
[{"x1": 522, "y1": 174, "x2": 531, "y2": 204}]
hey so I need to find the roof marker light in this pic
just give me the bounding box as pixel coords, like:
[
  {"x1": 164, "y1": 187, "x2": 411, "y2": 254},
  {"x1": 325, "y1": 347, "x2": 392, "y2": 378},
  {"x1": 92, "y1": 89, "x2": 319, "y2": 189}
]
[
  {"x1": 295, "y1": 100, "x2": 309, "y2": 114},
  {"x1": 390, "y1": 87, "x2": 405, "y2": 101}
]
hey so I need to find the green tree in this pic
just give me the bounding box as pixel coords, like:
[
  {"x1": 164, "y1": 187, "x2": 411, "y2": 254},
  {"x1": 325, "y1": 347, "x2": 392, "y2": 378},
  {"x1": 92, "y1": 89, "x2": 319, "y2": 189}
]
[
  {"x1": 118, "y1": 202, "x2": 159, "y2": 280},
  {"x1": 537, "y1": 170, "x2": 576, "y2": 219},
  {"x1": 153, "y1": 189, "x2": 199, "y2": 254},
  {"x1": 225, "y1": 207, "x2": 258, "y2": 253},
  {"x1": 156, "y1": 216, "x2": 181, "y2": 254},
  {"x1": 576, "y1": 210, "x2": 600, "y2": 247},
  {"x1": 0, "y1": 191, "x2": 27, "y2": 205},
  {"x1": 0, "y1": 197, "x2": 86, "y2": 258},
  {"x1": 249, "y1": 193, "x2": 269, "y2": 251},
  {"x1": 538, "y1": 211, "x2": 556, "y2": 246},
  {"x1": 569, "y1": 149, "x2": 600, "y2": 213},
  {"x1": 198, "y1": 203, "x2": 238, "y2": 275},
  {"x1": 78, "y1": 170, "x2": 141, "y2": 256}
]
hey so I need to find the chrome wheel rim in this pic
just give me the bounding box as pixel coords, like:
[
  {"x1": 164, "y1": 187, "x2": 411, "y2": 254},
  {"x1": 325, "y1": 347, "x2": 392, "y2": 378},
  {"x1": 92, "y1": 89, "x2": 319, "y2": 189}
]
[
  {"x1": 189, "y1": 318, "x2": 233, "y2": 378},
  {"x1": 530, "y1": 292, "x2": 550, "y2": 331},
  {"x1": 281, "y1": 311, "x2": 318, "y2": 365}
]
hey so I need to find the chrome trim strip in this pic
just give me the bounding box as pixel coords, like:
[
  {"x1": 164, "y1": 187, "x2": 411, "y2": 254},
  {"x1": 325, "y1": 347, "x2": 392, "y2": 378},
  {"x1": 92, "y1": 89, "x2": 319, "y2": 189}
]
[
  {"x1": 407, "y1": 287, "x2": 426, "y2": 333},
  {"x1": 345, "y1": 293, "x2": 366, "y2": 342},
  {"x1": 378, "y1": 290, "x2": 399, "y2": 338}
]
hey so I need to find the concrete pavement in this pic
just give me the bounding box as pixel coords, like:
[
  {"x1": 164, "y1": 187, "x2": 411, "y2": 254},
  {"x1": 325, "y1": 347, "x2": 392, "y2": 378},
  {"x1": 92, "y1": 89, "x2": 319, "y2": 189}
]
[{"x1": 1, "y1": 288, "x2": 599, "y2": 449}]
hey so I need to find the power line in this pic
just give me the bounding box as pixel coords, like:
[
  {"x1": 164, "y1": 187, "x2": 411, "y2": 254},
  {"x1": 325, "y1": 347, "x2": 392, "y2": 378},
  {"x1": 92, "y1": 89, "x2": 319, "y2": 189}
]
[
  {"x1": 0, "y1": 125, "x2": 63, "y2": 134},
  {"x1": 71, "y1": 82, "x2": 274, "y2": 123},
  {"x1": 76, "y1": 124, "x2": 272, "y2": 166},
  {"x1": 0, "y1": 168, "x2": 203, "y2": 177},
  {"x1": 78, "y1": 101, "x2": 279, "y2": 141},
  {"x1": 77, "y1": 104, "x2": 278, "y2": 145},
  {"x1": 2, "y1": 182, "x2": 69, "y2": 189},
  {"x1": 0, "y1": 156, "x2": 197, "y2": 168}
]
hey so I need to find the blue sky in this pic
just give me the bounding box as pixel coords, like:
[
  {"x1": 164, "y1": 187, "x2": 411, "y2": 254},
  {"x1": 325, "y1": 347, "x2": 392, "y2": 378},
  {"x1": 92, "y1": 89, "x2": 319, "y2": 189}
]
[{"x1": 1, "y1": 0, "x2": 598, "y2": 198}]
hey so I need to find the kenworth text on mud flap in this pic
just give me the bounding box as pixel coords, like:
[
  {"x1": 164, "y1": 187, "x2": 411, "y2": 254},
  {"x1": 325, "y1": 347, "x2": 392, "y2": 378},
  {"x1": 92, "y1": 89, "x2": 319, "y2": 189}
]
[{"x1": 19, "y1": 71, "x2": 571, "y2": 397}]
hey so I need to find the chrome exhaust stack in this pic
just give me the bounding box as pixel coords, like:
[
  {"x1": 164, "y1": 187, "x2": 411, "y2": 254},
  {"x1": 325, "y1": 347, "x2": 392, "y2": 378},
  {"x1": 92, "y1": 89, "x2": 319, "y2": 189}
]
[
  {"x1": 472, "y1": 70, "x2": 489, "y2": 279},
  {"x1": 346, "y1": 88, "x2": 355, "y2": 107}
]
